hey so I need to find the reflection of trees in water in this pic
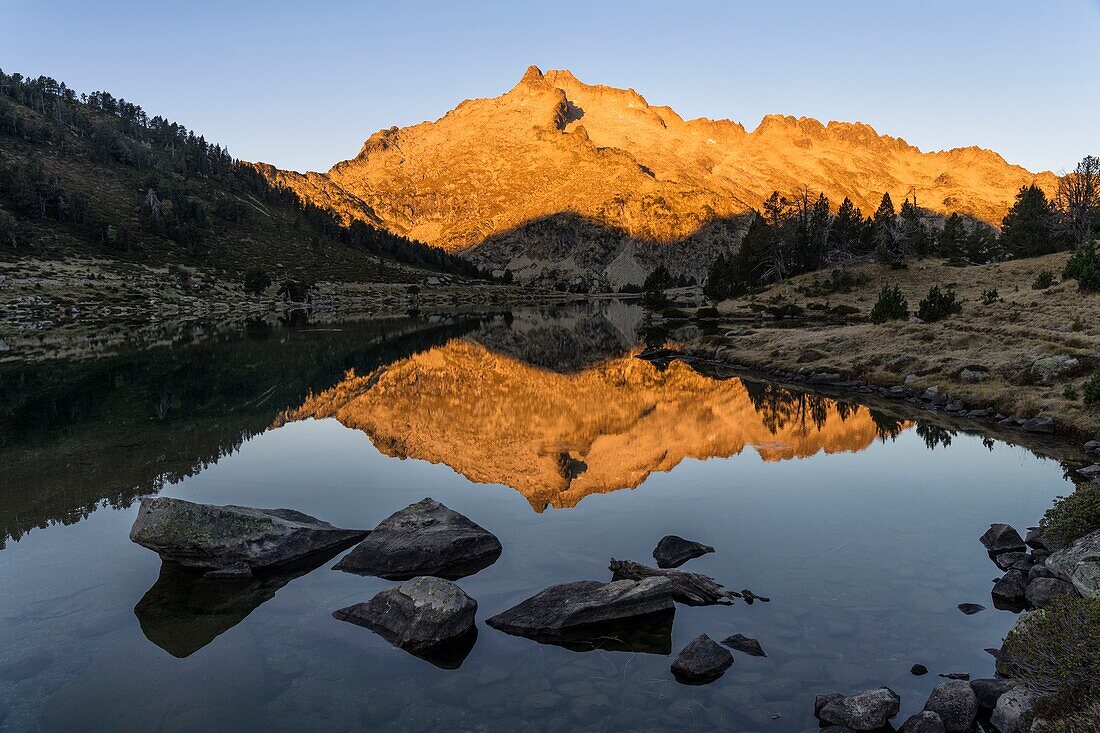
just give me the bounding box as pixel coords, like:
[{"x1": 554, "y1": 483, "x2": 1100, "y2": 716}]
[
  {"x1": 916, "y1": 423, "x2": 956, "y2": 450},
  {"x1": 0, "y1": 318, "x2": 478, "y2": 549},
  {"x1": 870, "y1": 409, "x2": 906, "y2": 442},
  {"x1": 742, "y1": 380, "x2": 861, "y2": 436}
]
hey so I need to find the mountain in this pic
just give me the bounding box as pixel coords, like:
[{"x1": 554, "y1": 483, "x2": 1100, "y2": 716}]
[
  {"x1": 256, "y1": 66, "x2": 1057, "y2": 288},
  {"x1": 0, "y1": 71, "x2": 481, "y2": 283}
]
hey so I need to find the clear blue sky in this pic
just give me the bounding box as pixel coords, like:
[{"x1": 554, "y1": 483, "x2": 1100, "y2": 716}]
[{"x1": 4, "y1": 1, "x2": 1098, "y2": 174}]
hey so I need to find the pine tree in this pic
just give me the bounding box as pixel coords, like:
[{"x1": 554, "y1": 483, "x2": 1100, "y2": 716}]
[
  {"x1": 873, "y1": 192, "x2": 900, "y2": 264},
  {"x1": 938, "y1": 213, "x2": 967, "y2": 259},
  {"x1": 828, "y1": 197, "x2": 863, "y2": 261},
  {"x1": 898, "y1": 198, "x2": 929, "y2": 256},
  {"x1": 1000, "y1": 184, "x2": 1059, "y2": 258}
]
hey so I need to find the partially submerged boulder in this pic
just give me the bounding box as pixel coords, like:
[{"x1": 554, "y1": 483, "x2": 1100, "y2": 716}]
[
  {"x1": 922, "y1": 680, "x2": 977, "y2": 732},
  {"x1": 334, "y1": 498, "x2": 501, "y2": 580},
  {"x1": 608, "y1": 559, "x2": 738, "y2": 605},
  {"x1": 333, "y1": 576, "x2": 477, "y2": 667},
  {"x1": 670, "y1": 634, "x2": 733, "y2": 684},
  {"x1": 720, "y1": 633, "x2": 766, "y2": 657},
  {"x1": 129, "y1": 497, "x2": 367, "y2": 572},
  {"x1": 980, "y1": 524, "x2": 1026, "y2": 555},
  {"x1": 1045, "y1": 529, "x2": 1100, "y2": 599},
  {"x1": 652, "y1": 535, "x2": 714, "y2": 568},
  {"x1": 816, "y1": 687, "x2": 901, "y2": 730},
  {"x1": 992, "y1": 569, "x2": 1027, "y2": 605},
  {"x1": 486, "y1": 577, "x2": 675, "y2": 644}
]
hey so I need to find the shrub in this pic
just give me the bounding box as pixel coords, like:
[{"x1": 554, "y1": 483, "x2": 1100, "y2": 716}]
[
  {"x1": 869, "y1": 285, "x2": 909, "y2": 323},
  {"x1": 1072, "y1": 319, "x2": 1084, "y2": 332},
  {"x1": 916, "y1": 285, "x2": 962, "y2": 322},
  {"x1": 1041, "y1": 481, "x2": 1100, "y2": 546},
  {"x1": 1032, "y1": 270, "x2": 1057, "y2": 289},
  {"x1": 1001, "y1": 595, "x2": 1100, "y2": 700},
  {"x1": 695, "y1": 306, "x2": 719, "y2": 319},
  {"x1": 980, "y1": 288, "x2": 999, "y2": 305},
  {"x1": 243, "y1": 268, "x2": 271, "y2": 295},
  {"x1": 1063, "y1": 243, "x2": 1100, "y2": 293},
  {"x1": 1085, "y1": 372, "x2": 1100, "y2": 406},
  {"x1": 1063, "y1": 386, "x2": 1080, "y2": 401}
]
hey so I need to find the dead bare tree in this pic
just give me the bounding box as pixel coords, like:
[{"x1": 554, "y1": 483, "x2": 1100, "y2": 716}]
[{"x1": 1056, "y1": 155, "x2": 1100, "y2": 248}]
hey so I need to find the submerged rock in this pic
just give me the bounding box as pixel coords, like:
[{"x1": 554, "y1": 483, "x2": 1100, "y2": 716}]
[
  {"x1": 652, "y1": 535, "x2": 715, "y2": 568},
  {"x1": 911, "y1": 664, "x2": 929, "y2": 676},
  {"x1": 1045, "y1": 529, "x2": 1100, "y2": 598},
  {"x1": 923, "y1": 680, "x2": 977, "y2": 732},
  {"x1": 816, "y1": 687, "x2": 901, "y2": 730},
  {"x1": 670, "y1": 634, "x2": 733, "y2": 684},
  {"x1": 333, "y1": 576, "x2": 477, "y2": 667},
  {"x1": 486, "y1": 577, "x2": 676, "y2": 644},
  {"x1": 720, "y1": 633, "x2": 766, "y2": 657},
  {"x1": 956, "y1": 603, "x2": 985, "y2": 615},
  {"x1": 900, "y1": 710, "x2": 945, "y2": 733},
  {"x1": 608, "y1": 559, "x2": 738, "y2": 605},
  {"x1": 129, "y1": 497, "x2": 367, "y2": 571},
  {"x1": 333, "y1": 498, "x2": 501, "y2": 580},
  {"x1": 979, "y1": 523, "x2": 1026, "y2": 555}
]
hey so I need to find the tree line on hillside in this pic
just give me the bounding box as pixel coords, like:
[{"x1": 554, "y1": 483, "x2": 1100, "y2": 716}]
[
  {"x1": 0, "y1": 70, "x2": 485, "y2": 279},
  {"x1": 704, "y1": 157, "x2": 1100, "y2": 300}
]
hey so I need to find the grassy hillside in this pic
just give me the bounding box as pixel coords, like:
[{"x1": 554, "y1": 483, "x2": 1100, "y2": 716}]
[
  {"x1": 687, "y1": 253, "x2": 1099, "y2": 436},
  {"x1": 0, "y1": 71, "x2": 482, "y2": 284}
]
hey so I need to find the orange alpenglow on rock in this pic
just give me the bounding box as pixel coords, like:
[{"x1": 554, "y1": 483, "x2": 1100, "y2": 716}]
[
  {"x1": 278, "y1": 340, "x2": 898, "y2": 512},
  {"x1": 251, "y1": 66, "x2": 1055, "y2": 263}
]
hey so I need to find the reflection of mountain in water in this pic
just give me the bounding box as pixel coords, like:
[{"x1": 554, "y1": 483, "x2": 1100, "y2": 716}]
[{"x1": 282, "y1": 339, "x2": 893, "y2": 511}]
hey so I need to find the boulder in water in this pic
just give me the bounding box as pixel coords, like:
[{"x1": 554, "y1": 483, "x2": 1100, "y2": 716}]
[
  {"x1": 652, "y1": 535, "x2": 714, "y2": 568},
  {"x1": 816, "y1": 687, "x2": 901, "y2": 730},
  {"x1": 670, "y1": 634, "x2": 733, "y2": 684},
  {"x1": 333, "y1": 576, "x2": 477, "y2": 666},
  {"x1": 129, "y1": 497, "x2": 367, "y2": 572},
  {"x1": 334, "y1": 498, "x2": 501, "y2": 580}
]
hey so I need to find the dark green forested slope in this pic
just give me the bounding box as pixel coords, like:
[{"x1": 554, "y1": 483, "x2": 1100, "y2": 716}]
[{"x1": 0, "y1": 70, "x2": 484, "y2": 283}]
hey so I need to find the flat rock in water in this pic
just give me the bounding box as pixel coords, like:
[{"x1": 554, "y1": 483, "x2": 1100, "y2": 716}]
[
  {"x1": 608, "y1": 559, "x2": 738, "y2": 605},
  {"x1": 923, "y1": 680, "x2": 977, "y2": 732},
  {"x1": 670, "y1": 633, "x2": 733, "y2": 684},
  {"x1": 816, "y1": 687, "x2": 901, "y2": 730},
  {"x1": 900, "y1": 711, "x2": 945, "y2": 733},
  {"x1": 720, "y1": 633, "x2": 766, "y2": 657},
  {"x1": 652, "y1": 535, "x2": 714, "y2": 568},
  {"x1": 129, "y1": 497, "x2": 367, "y2": 571},
  {"x1": 956, "y1": 603, "x2": 984, "y2": 615},
  {"x1": 1045, "y1": 528, "x2": 1100, "y2": 599},
  {"x1": 333, "y1": 576, "x2": 477, "y2": 665},
  {"x1": 911, "y1": 664, "x2": 929, "y2": 676},
  {"x1": 333, "y1": 498, "x2": 501, "y2": 580},
  {"x1": 979, "y1": 523, "x2": 1026, "y2": 554},
  {"x1": 486, "y1": 577, "x2": 675, "y2": 640}
]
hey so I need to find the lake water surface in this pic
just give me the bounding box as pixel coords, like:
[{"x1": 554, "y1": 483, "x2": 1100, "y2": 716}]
[{"x1": 0, "y1": 303, "x2": 1077, "y2": 731}]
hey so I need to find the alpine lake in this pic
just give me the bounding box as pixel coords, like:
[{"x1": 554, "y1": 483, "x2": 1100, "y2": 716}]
[{"x1": 0, "y1": 302, "x2": 1083, "y2": 732}]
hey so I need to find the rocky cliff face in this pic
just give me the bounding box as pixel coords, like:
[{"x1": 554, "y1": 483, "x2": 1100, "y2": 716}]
[
  {"x1": 255, "y1": 66, "x2": 1056, "y2": 287},
  {"x1": 279, "y1": 338, "x2": 892, "y2": 511}
]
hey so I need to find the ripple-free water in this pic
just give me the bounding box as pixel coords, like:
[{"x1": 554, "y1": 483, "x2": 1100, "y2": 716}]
[{"x1": 0, "y1": 304, "x2": 1075, "y2": 731}]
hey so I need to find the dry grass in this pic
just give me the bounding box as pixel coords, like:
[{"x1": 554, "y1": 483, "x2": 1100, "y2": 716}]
[{"x1": 691, "y1": 253, "x2": 1100, "y2": 436}]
